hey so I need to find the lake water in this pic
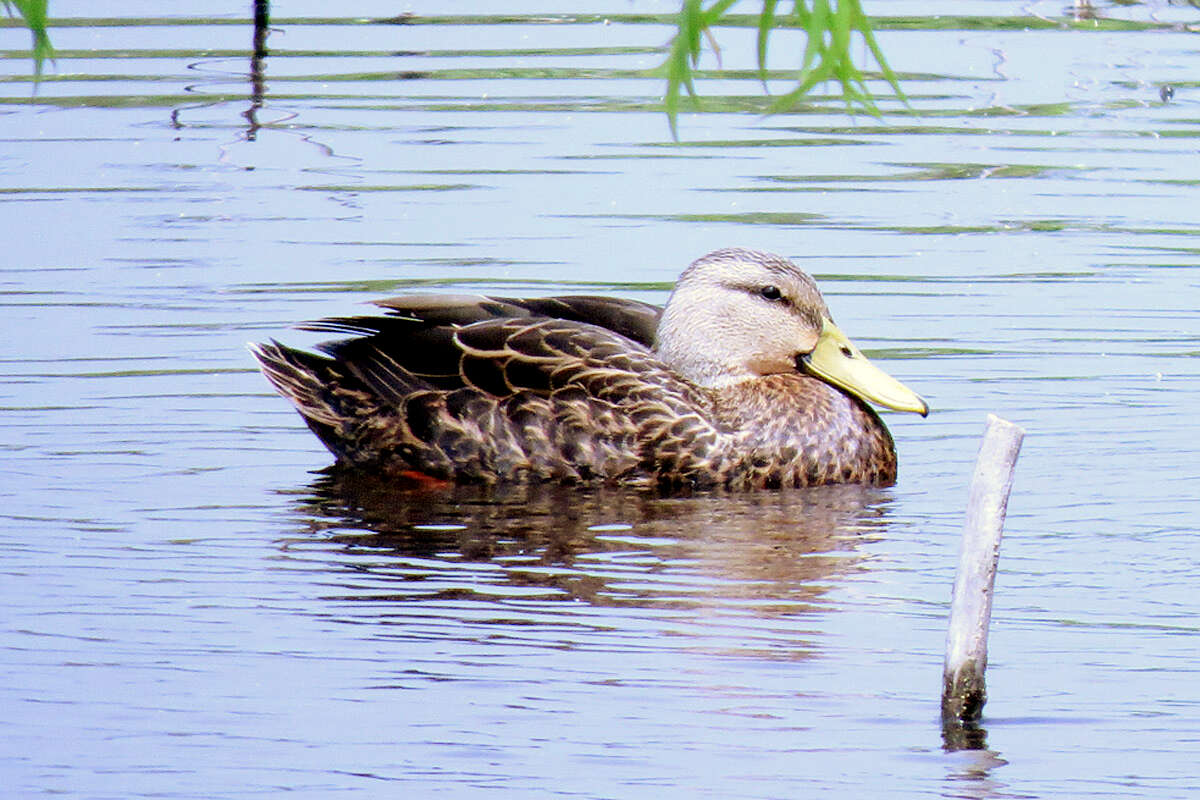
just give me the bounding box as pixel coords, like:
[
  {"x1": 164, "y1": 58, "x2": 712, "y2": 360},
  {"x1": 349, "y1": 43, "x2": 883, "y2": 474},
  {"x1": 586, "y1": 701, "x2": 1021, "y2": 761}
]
[{"x1": 2, "y1": 1, "x2": 1198, "y2": 797}]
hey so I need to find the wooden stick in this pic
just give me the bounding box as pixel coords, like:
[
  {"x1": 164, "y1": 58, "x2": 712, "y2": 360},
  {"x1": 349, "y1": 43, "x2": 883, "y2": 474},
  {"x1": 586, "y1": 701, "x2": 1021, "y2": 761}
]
[{"x1": 942, "y1": 414, "x2": 1025, "y2": 727}]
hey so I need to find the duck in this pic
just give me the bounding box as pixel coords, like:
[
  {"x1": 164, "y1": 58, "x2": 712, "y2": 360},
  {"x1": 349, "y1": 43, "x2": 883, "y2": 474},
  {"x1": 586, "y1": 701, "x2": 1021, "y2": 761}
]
[{"x1": 251, "y1": 248, "x2": 928, "y2": 490}]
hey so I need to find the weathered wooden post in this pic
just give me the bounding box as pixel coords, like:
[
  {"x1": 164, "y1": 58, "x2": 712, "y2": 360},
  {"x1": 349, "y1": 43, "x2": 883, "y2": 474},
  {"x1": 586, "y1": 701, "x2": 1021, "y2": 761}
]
[{"x1": 942, "y1": 414, "x2": 1025, "y2": 730}]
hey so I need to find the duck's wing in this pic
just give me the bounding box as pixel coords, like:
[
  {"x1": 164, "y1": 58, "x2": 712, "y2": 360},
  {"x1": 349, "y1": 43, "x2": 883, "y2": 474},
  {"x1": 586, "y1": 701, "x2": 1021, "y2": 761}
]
[
  {"x1": 371, "y1": 294, "x2": 662, "y2": 349},
  {"x1": 253, "y1": 302, "x2": 719, "y2": 485},
  {"x1": 300, "y1": 312, "x2": 672, "y2": 401}
]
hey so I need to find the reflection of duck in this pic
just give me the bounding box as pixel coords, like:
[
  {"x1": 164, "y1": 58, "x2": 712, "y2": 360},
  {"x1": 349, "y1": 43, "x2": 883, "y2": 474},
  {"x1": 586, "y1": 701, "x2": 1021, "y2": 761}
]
[
  {"x1": 295, "y1": 469, "x2": 894, "y2": 615},
  {"x1": 253, "y1": 248, "x2": 927, "y2": 489}
]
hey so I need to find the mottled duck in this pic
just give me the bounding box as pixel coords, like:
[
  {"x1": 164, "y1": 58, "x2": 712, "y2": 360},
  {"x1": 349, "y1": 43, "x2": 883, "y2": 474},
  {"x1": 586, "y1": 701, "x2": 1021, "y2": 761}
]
[{"x1": 252, "y1": 248, "x2": 928, "y2": 489}]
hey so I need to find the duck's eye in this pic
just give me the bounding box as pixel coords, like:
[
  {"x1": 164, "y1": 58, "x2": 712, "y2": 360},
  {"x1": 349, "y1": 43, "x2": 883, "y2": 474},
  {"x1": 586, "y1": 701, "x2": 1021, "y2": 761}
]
[
  {"x1": 759, "y1": 285, "x2": 784, "y2": 302},
  {"x1": 840, "y1": 345, "x2": 854, "y2": 358}
]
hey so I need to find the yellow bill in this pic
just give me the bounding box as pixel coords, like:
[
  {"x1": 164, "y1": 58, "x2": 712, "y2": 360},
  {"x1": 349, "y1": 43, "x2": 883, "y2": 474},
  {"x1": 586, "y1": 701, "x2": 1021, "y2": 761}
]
[{"x1": 801, "y1": 318, "x2": 929, "y2": 416}]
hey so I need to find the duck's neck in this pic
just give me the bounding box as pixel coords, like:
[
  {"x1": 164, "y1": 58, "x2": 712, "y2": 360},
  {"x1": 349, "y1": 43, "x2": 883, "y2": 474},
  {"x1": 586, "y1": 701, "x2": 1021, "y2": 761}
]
[{"x1": 653, "y1": 292, "x2": 764, "y2": 389}]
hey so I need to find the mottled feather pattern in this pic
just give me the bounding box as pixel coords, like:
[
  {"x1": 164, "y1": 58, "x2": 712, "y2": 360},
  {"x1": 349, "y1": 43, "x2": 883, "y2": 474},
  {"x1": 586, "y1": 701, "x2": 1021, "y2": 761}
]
[
  {"x1": 253, "y1": 250, "x2": 919, "y2": 489},
  {"x1": 253, "y1": 310, "x2": 891, "y2": 488}
]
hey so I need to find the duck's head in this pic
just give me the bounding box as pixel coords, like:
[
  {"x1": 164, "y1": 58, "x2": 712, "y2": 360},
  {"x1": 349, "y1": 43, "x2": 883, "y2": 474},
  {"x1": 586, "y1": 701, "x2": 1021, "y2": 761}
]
[{"x1": 654, "y1": 248, "x2": 929, "y2": 416}]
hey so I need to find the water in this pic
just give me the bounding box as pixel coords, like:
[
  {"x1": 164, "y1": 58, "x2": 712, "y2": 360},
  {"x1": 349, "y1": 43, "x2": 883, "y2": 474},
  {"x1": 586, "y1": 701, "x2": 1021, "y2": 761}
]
[{"x1": 2, "y1": 1, "x2": 1198, "y2": 797}]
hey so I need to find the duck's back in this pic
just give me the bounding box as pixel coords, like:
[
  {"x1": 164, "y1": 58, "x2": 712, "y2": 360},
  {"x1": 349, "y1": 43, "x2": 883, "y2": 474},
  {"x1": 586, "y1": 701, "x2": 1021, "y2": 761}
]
[{"x1": 252, "y1": 295, "x2": 738, "y2": 486}]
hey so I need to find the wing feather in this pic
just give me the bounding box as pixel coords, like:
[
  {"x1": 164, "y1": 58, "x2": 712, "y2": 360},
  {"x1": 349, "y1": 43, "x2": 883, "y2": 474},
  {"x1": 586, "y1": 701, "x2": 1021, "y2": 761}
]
[{"x1": 255, "y1": 294, "x2": 731, "y2": 484}]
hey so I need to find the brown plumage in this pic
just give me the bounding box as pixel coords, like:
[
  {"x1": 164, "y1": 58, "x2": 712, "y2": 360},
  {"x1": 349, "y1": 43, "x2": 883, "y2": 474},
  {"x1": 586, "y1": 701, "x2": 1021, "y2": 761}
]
[{"x1": 251, "y1": 248, "x2": 927, "y2": 490}]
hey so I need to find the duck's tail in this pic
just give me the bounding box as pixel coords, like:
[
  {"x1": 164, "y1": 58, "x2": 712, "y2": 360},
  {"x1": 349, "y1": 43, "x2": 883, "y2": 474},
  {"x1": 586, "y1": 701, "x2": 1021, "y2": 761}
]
[{"x1": 249, "y1": 341, "x2": 360, "y2": 457}]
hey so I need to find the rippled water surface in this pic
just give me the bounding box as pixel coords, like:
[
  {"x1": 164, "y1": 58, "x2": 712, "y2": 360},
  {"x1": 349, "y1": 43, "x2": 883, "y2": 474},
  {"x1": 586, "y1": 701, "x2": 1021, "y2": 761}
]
[{"x1": 2, "y1": 1, "x2": 1199, "y2": 797}]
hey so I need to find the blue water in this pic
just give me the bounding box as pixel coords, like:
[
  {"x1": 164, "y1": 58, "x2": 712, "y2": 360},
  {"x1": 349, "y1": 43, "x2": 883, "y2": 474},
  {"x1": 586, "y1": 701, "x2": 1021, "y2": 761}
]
[{"x1": 1, "y1": 1, "x2": 1198, "y2": 797}]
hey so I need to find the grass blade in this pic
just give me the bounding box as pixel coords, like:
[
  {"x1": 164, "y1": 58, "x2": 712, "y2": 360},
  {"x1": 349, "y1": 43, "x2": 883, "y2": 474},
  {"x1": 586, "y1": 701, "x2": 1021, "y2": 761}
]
[{"x1": 3, "y1": 0, "x2": 54, "y2": 78}]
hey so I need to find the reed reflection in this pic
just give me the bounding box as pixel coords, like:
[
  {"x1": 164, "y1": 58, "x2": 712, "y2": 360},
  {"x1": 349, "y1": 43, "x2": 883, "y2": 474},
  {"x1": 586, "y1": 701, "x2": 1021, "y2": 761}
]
[{"x1": 244, "y1": 0, "x2": 269, "y2": 139}]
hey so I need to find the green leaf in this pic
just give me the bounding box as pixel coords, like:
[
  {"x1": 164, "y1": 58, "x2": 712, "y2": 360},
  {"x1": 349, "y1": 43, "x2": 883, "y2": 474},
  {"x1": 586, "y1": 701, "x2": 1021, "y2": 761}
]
[
  {"x1": 3, "y1": 0, "x2": 54, "y2": 79},
  {"x1": 756, "y1": 0, "x2": 779, "y2": 86},
  {"x1": 849, "y1": 0, "x2": 907, "y2": 103},
  {"x1": 662, "y1": 0, "x2": 906, "y2": 136},
  {"x1": 664, "y1": 0, "x2": 704, "y2": 137},
  {"x1": 700, "y1": 0, "x2": 740, "y2": 27}
]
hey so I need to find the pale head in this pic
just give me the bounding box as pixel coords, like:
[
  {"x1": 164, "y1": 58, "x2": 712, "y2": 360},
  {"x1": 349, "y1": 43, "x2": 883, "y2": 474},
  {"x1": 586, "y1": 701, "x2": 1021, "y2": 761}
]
[
  {"x1": 654, "y1": 248, "x2": 829, "y2": 388},
  {"x1": 654, "y1": 248, "x2": 929, "y2": 415}
]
